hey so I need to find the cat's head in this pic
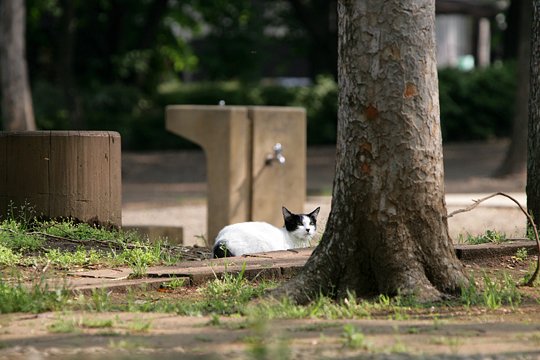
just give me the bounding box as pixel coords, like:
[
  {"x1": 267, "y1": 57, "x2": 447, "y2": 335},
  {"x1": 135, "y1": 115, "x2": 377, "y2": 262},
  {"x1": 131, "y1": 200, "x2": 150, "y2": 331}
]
[{"x1": 282, "y1": 206, "x2": 321, "y2": 243}]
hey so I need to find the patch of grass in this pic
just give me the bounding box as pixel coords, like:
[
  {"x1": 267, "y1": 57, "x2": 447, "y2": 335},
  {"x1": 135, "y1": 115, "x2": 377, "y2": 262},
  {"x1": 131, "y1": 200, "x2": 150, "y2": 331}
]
[
  {"x1": 342, "y1": 324, "x2": 371, "y2": 350},
  {"x1": 201, "y1": 264, "x2": 275, "y2": 315},
  {"x1": 483, "y1": 273, "x2": 520, "y2": 309},
  {"x1": 127, "y1": 318, "x2": 152, "y2": 333},
  {"x1": 0, "y1": 219, "x2": 44, "y2": 252},
  {"x1": 460, "y1": 272, "x2": 521, "y2": 309},
  {"x1": 0, "y1": 244, "x2": 21, "y2": 266},
  {"x1": 207, "y1": 314, "x2": 221, "y2": 326},
  {"x1": 458, "y1": 230, "x2": 508, "y2": 245},
  {"x1": 1, "y1": 216, "x2": 182, "y2": 273},
  {"x1": 39, "y1": 220, "x2": 135, "y2": 243},
  {"x1": 81, "y1": 318, "x2": 114, "y2": 329},
  {"x1": 45, "y1": 247, "x2": 102, "y2": 268},
  {"x1": 250, "y1": 293, "x2": 379, "y2": 319},
  {"x1": 387, "y1": 339, "x2": 409, "y2": 354},
  {"x1": 244, "y1": 314, "x2": 291, "y2": 360},
  {"x1": 513, "y1": 247, "x2": 529, "y2": 262},
  {"x1": 48, "y1": 318, "x2": 78, "y2": 334},
  {"x1": 85, "y1": 288, "x2": 113, "y2": 312},
  {"x1": 0, "y1": 279, "x2": 69, "y2": 314},
  {"x1": 108, "y1": 339, "x2": 144, "y2": 350},
  {"x1": 116, "y1": 245, "x2": 167, "y2": 277},
  {"x1": 247, "y1": 291, "x2": 422, "y2": 321},
  {"x1": 161, "y1": 277, "x2": 186, "y2": 290}
]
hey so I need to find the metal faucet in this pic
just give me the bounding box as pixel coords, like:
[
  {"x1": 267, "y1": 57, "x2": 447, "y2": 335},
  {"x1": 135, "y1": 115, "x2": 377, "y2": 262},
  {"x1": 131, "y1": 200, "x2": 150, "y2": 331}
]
[{"x1": 265, "y1": 143, "x2": 286, "y2": 165}]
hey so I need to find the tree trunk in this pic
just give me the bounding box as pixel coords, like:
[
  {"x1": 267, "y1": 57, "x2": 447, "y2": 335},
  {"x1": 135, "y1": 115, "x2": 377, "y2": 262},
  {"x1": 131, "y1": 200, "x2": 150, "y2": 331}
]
[
  {"x1": 56, "y1": 0, "x2": 83, "y2": 130},
  {"x1": 0, "y1": 0, "x2": 36, "y2": 131},
  {"x1": 528, "y1": 1, "x2": 540, "y2": 227},
  {"x1": 272, "y1": 0, "x2": 465, "y2": 304},
  {"x1": 495, "y1": 0, "x2": 531, "y2": 177},
  {"x1": 287, "y1": 0, "x2": 338, "y2": 79}
]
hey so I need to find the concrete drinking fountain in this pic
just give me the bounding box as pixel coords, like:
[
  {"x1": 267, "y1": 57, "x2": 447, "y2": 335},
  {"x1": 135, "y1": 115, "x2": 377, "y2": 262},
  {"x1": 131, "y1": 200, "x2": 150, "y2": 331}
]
[{"x1": 166, "y1": 105, "x2": 306, "y2": 244}]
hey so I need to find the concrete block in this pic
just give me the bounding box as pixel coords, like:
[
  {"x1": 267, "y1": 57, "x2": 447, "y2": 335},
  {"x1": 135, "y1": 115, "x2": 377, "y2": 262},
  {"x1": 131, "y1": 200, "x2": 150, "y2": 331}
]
[
  {"x1": 250, "y1": 106, "x2": 306, "y2": 225},
  {"x1": 0, "y1": 131, "x2": 121, "y2": 227}
]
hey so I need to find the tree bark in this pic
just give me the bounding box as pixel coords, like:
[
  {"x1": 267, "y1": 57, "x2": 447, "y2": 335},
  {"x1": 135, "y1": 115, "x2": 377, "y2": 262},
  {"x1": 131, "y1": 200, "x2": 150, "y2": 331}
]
[
  {"x1": 272, "y1": 0, "x2": 465, "y2": 304},
  {"x1": 0, "y1": 0, "x2": 36, "y2": 131},
  {"x1": 528, "y1": 1, "x2": 540, "y2": 228},
  {"x1": 495, "y1": 0, "x2": 531, "y2": 177}
]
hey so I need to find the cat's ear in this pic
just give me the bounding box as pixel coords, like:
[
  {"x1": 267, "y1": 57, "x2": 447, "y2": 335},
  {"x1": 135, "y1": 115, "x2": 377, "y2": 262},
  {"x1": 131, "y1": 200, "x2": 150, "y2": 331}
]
[
  {"x1": 282, "y1": 206, "x2": 293, "y2": 219},
  {"x1": 309, "y1": 207, "x2": 320, "y2": 219}
]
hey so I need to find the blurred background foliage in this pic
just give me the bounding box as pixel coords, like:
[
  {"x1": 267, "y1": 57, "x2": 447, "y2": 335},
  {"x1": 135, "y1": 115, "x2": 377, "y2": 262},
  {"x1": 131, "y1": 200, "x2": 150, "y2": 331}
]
[{"x1": 1, "y1": 0, "x2": 519, "y2": 149}]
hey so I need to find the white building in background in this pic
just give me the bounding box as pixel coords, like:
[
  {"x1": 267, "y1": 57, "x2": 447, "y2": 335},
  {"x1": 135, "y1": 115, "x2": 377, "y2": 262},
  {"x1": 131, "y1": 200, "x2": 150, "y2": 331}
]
[{"x1": 435, "y1": 0, "x2": 509, "y2": 69}]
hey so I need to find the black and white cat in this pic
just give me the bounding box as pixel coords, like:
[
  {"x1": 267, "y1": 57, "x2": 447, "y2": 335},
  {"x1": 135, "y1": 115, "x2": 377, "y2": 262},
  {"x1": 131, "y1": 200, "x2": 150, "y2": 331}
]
[{"x1": 213, "y1": 206, "x2": 320, "y2": 258}]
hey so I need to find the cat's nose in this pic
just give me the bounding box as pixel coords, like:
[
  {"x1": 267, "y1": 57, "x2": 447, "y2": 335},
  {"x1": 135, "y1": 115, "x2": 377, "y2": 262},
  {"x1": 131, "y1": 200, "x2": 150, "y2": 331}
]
[{"x1": 306, "y1": 229, "x2": 311, "y2": 234}]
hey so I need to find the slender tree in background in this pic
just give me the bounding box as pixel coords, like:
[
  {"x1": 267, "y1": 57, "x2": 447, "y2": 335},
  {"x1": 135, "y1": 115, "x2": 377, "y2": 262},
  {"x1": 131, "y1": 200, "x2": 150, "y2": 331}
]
[
  {"x1": 528, "y1": 1, "x2": 540, "y2": 228},
  {"x1": 0, "y1": 0, "x2": 36, "y2": 131},
  {"x1": 272, "y1": 0, "x2": 465, "y2": 303},
  {"x1": 495, "y1": 0, "x2": 531, "y2": 177}
]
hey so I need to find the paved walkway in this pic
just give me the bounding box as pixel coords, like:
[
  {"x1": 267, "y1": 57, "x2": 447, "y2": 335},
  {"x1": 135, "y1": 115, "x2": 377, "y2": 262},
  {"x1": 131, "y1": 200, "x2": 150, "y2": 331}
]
[{"x1": 122, "y1": 140, "x2": 527, "y2": 246}]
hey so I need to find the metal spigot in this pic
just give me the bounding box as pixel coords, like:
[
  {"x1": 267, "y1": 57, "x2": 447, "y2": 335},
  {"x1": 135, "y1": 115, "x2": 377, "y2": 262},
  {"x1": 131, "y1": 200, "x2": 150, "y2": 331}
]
[{"x1": 265, "y1": 143, "x2": 286, "y2": 165}]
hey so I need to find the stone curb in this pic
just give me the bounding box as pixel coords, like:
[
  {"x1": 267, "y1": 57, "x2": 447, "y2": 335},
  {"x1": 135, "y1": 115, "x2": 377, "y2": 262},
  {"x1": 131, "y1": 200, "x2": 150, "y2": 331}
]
[
  {"x1": 454, "y1": 240, "x2": 537, "y2": 260},
  {"x1": 62, "y1": 242, "x2": 538, "y2": 293}
]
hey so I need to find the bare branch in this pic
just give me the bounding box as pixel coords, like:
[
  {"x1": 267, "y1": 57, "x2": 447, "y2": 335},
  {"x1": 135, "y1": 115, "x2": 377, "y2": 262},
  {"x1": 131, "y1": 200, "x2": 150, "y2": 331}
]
[{"x1": 446, "y1": 192, "x2": 540, "y2": 286}]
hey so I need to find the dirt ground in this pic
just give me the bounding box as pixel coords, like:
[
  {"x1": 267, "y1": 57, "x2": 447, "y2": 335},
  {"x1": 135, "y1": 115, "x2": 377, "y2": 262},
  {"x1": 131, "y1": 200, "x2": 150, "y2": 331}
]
[
  {"x1": 2, "y1": 308, "x2": 540, "y2": 360},
  {"x1": 2, "y1": 141, "x2": 537, "y2": 359},
  {"x1": 1, "y1": 254, "x2": 540, "y2": 359},
  {"x1": 122, "y1": 140, "x2": 528, "y2": 246}
]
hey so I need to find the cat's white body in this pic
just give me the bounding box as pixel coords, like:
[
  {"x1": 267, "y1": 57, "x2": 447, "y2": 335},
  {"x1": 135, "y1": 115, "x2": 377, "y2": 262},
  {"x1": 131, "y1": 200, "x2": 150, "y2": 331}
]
[{"x1": 213, "y1": 207, "x2": 320, "y2": 257}]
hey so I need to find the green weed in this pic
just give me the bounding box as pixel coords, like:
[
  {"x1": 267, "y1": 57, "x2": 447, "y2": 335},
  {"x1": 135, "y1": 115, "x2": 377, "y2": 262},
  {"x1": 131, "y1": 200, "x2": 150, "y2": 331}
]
[
  {"x1": 45, "y1": 247, "x2": 102, "y2": 268},
  {"x1": 0, "y1": 215, "x2": 182, "y2": 273},
  {"x1": 39, "y1": 220, "x2": 136, "y2": 243},
  {"x1": 388, "y1": 339, "x2": 409, "y2": 354},
  {"x1": 0, "y1": 244, "x2": 21, "y2": 266},
  {"x1": 81, "y1": 318, "x2": 114, "y2": 329},
  {"x1": 127, "y1": 318, "x2": 152, "y2": 333},
  {"x1": 0, "y1": 219, "x2": 44, "y2": 251},
  {"x1": 244, "y1": 314, "x2": 291, "y2": 360},
  {"x1": 460, "y1": 274, "x2": 479, "y2": 308},
  {"x1": 117, "y1": 247, "x2": 161, "y2": 277},
  {"x1": 48, "y1": 318, "x2": 78, "y2": 333},
  {"x1": 161, "y1": 277, "x2": 186, "y2": 290},
  {"x1": 459, "y1": 230, "x2": 507, "y2": 245},
  {"x1": 0, "y1": 279, "x2": 69, "y2": 314},
  {"x1": 342, "y1": 324, "x2": 371, "y2": 350},
  {"x1": 460, "y1": 272, "x2": 521, "y2": 309},
  {"x1": 87, "y1": 288, "x2": 113, "y2": 312},
  {"x1": 513, "y1": 247, "x2": 529, "y2": 262},
  {"x1": 201, "y1": 264, "x2": 273, "y2": 315},
  {"x1": 248, "y1": 291, "x2": 374, "y2": 320}
]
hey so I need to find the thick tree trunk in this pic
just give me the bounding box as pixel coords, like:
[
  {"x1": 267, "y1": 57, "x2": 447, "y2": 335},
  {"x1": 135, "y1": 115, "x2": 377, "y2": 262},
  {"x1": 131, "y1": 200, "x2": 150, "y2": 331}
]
[
  {"x1": 528, "y1": 1, "x2": 540, "y2": 227},
  {"x1": 272, "y1": 0, "x2": 465, "y2": 304},
  {"x1": 495, "y1": 0, "x2": 531, "y2": 177},
  {"x1": 0, "y1": 0, "x2": 36, "y2": 131}
]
